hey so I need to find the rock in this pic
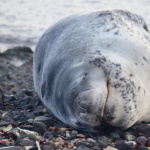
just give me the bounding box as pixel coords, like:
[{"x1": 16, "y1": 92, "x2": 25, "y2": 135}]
[
  {"x1": 16, "y1": 134, "x2": 37, "y2": 143},
  {"x1": 109, "y1": 132, "x2": 120, "y2": 141},
  {"x1": 98, "y1": 136, "x2": 113, "y2": 148},
  {"x1": 13, "y1": 115, "x2": 21, "y2": 121},
  {"x1": 18, "y1": 117, "x2": 26, "y2": 124},
  {"x1": 19, "y1": 125, "x2": 33, "y2": 130},
  {"x1": 135, "y1": 136, "x2": 147, "y2": 146},
  {"x1": 75, "y1": 140, "x2": 96, "y2": 148},
  {"x1": 33, "y1": 105, "x2": 45, "y2": 116},
  {"x1": 27, "y1": 119, "x2": 34, "y2": 124},
  {"x1": 115, "y1": 141, "x2": 134, "y2": 150},
  {"x1": 4, "y1": 94, "x2": 16, "y2": 101},
  {"x1": 125, "y1": 141, "x2": 136, "y2": 147},
  {"x1": 43, "y1": 131, "x2": 53, "y2": 139},
  {"x1": 26, "y1": 113, "x2": 36, "y2": 120},
  {"x1": 125, "y1": 132, "x2": 136, "y2": 141},
  {"x1": 146, "y1": 137, "x2": 150, "y2": 147},
  {"x1": 0, "y1": 146, "x2": 25, "y2": 150},
  {"x1": 54, "y1": 121, "x2": 67, "y2": 128},
  {"x1": 139, "y1": 145, "x2": 149, "y2": 150},
  {"x1": 42, "y1": 145, "x2": 55, "y2": 150},
  {"x1": 105, "y1": 146, "x2": 118, "y2": 150},
  {"x1": 33, "y1": 121, "x2": 46, "y2": 136},
  {"x1": 34, "y1": 116, "x2": 54, "y2": 127},
  {"x1": 19, "y1": 139, "x2": 35, "y2": 146},
  {"x1": 76, "y1": 145, "x2": 92, "y2": 150},
  {"x1": 132, "y1": 123, "x2": 150, "y2": 136}
]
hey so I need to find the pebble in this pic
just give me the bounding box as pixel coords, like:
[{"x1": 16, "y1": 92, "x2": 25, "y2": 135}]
[
  {"x1": 98, "y1": 136, "x2": 113, "y2": 148},
  {"x1": 43, "y1": 131, "x2": 53, "y2": 139},
  {"x1": 33, "y1": 121, "x2": 46, "y2": 136},
  {"x1": 135, "y1": 136, "x2": 147, "y2": 146},
  {"x1": 115, "y1": 140, "x2": 134, "y2": 150},
  {"x1": 34, "y1": 116, "x2": 54, "y2": 127},
  {"x1": 109, "y1": 132, "x2": 120, "y2": 140},
  {"x1": 139, "y1": 145, "x2": 149, "y2": 150},
  {"x1": 125, "y1": 132, "x2": 136, "y2": 141}
]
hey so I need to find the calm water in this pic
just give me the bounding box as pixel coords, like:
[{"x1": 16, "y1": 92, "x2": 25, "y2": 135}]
[{"x1": 0, "y1": 0, "x2": 150, "y2": 52}]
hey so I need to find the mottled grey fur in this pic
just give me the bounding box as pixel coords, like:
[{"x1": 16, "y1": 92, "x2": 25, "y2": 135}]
[{"x1": 33, "y1": 10, "x2": 150, "y2": 131}]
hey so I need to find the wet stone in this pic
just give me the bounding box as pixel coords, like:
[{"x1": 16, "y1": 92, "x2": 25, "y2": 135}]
[
  {"x1": 43, "y1": 131, "x2": 53, "y2": 139},
  {"x1": 34, "y1": 116, "x2": 54, "y2": 127},
  {"x1": 33, "y1": 121, "x2": 46, "y2": 136},
  {"x1": 115, "y1": 140, "x2": 134, "y2": 150},
  {"x1": 19, "y1": 125, "x2": 33, "y2": 130},
  {"x1": 132, "y1": 123, "x2": 150, "y2": 137},
  {"x1": 42, "y1": 145, "x2": 55, "y2": 150},
  {"x1": 26, "y1": 113, "x2": 36, "y2": 120},
  {"x1": 109, "y1": 132, "x2": 120, "y2": 140},
  {"x1": 16, "y1": 134, "x2": 37, "y2": 143},
  {"x1": 0, "y1": 146, "x2": 26, "y2": 150},
  {"x1": 76, "y1": 145, "x2": 92, "y2": 150},
  {"x1": 125, "y1": 132, "x2": 136, "y2": 141},
  {"x1": 98, "y1": 136, "x2": 113, "y2": 148},
  {"x1": 19, "y1": 139, "x2": 35, "y2": 146},
  {"x1": 139, "y1": 145, "x2": 149, "y2": 150},
  {"x1": 27, "y1": 119, "x2": 34, "y2": 124},
  {"x1": 135, "y1": 136, "x2": 147, "y2": 146}
]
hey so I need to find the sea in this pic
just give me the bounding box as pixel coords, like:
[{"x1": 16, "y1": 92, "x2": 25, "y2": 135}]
[{"x1": 0, "y1": 0, "x2": 150, "y2": 52}]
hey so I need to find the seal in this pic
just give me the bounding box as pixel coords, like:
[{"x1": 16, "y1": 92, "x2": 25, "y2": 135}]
[{"x1": 33, "y1": 10, "x2": 150, "y2": 131}]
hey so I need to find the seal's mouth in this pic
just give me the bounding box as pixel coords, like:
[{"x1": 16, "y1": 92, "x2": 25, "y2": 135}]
[{"x1": 101, "y1": 80, "x2": 110, "y2": 121}]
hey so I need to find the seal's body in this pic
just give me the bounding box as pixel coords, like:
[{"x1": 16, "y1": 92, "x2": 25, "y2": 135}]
[{"x1": 33, "y1": 10, "x2": 150, "y2": 131}]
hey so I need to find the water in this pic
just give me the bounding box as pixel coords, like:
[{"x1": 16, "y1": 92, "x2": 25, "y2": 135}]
[{"x1": 0, "y1": 0, "x2": 150, "y2": 52}]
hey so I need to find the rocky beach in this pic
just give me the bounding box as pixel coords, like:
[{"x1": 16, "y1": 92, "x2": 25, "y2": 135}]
[{"x1": 0, "y1": 47, "x2": 150, "y2": 150}]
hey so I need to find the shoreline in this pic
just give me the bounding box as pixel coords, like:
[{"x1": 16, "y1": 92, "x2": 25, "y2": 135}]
[{"x1": 0, "y1": 47, "x2": 150, "y2": 150}]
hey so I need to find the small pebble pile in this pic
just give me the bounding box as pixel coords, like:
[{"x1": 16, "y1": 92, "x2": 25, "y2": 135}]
[{"x1": 1, "y1": 47, "x2": 150, "y2": 150}]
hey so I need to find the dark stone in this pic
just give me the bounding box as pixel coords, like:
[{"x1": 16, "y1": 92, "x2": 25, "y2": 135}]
[
  {"x1": 34, "y1": 116, "x2": 54, "y2": 127},
  {"x1": 43, "y1": 131, "x2": 53, "y2": 139},
  {"x1": 28, "y1": 146, "x2": 38, "y2": 150},
  {"x1": 75, "y1": 140, "x2": 96, "y2": 148},
  {"x1": 16, "y1": 134, "x2": 37, "y2": 143},
  {"x1": 0, "y1": 146, "x2": 25, "y2": 150},
  {"x1": 19, "y1": 125, "x2": 33, "y2": 130},
  {"x1": 115, "y1": 141, "x2": 134, "y2": 150},
  {"x1": 98, "y1": 136, "x2": 112, "y2": 148},
  {"x1": 135, "y1": 136, "x2": 147, "y2": 146},
  {"x1": 4, "y1": 94, "x2": 16, "y2": 101},
  {"x1": 26, "y1": 113, "x2": 36, "y2": 120},
  {"x1": 33, "y1": 121, "x2": 46, "y2": 135},
  {"x1": 27, "y1": 119, "x2": 34, "y2": 124},
  {"x1": 33, "y1": 105, "x2": 45, "y2": 116},
  {"x1": 18, "y1": 117, "x2": 26, "y2": 123},
  {"x1": 76, "y1": 145, "x2": 92, "y2": 150},
  {"x1": 124, "y1": 132, "x2": 136, "y2": 141},
  {"x1": 139, "y1": 145, "x2": 149, "y2": 150},
  {"x1": 131, "y1": 123, "x2": 150, "y2": 136},
  {"x1": 42, "y1": 145, "x2": 55, "y2": 150},
  {"x1": 18, "y1": 139, "x2": 35, "y2": 146},
  {"x1": 109, "y1": 132, "x2": 120, "y2": 140},
  {"x1": 13, "y1": 115, "x2": 21, "y2": 121},
  {"x1": 54, "y1": 121, "x2": 67, "y2": 128}
]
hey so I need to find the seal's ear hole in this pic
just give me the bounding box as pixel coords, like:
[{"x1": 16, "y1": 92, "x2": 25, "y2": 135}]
[{"x1": 41, "y1": 82, "x2": 46, "y2": 98}]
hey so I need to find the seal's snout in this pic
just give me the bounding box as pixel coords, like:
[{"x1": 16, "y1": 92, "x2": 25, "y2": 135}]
[
  {"x1": 69, "y1": 65, "x2": 109, "y2": 129},
  {"x1": 73, "y1": 88, "x2": 107, "y2": 127}
]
